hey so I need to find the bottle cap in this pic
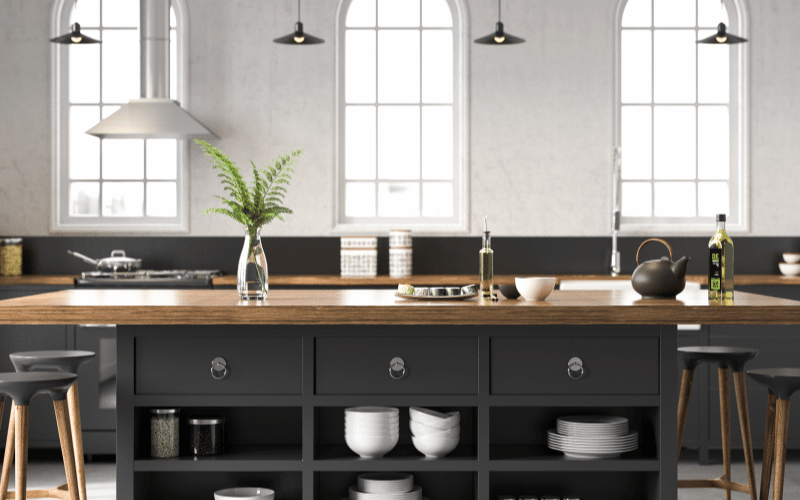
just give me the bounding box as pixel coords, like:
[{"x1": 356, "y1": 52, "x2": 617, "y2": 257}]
[
  {"x1": 716, "y1": 214, "x2": 726, "y2": 222},
  {"x1": 482, "y1": 216, "x2": 491, "y2": 246}
]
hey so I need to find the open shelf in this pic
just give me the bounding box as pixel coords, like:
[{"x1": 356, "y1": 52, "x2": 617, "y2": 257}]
[
  {"x1": 488, "y1": 445, "x2": 659, "y2": 471},
  {"x1": 491, "y1": 471, "x2": 660, "y2": 500},
  {"x1": 134, "y1": 471, "x2": 301, "y2": 500},
  {"x1": 134, "y1": 445, "x2": 302, "y2": 471},
  {"x1": 316, "y1": 471, "x2": 476, "y2": 500}
]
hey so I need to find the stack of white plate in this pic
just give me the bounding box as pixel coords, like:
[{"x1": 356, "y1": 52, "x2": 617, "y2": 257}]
[
  {"x1": 409, "y1": 407, "x2": 460, "y2": 458},
  {"x1": 345, "y1": 407, "x2": 399, "y2": 458},
  {"x1": 546, "y1": 415, "x2": 638, "y2": 459},
  {"x1": 342, "y1": 473, "x2": 428, "y2": 500}
]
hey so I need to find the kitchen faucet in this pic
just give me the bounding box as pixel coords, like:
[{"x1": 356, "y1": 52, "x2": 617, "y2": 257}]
[{"x1": 610, "y1": 147, "x2": 622, "y2": 276}]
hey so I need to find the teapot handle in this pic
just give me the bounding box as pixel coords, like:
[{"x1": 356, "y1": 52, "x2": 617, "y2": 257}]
[{"x1": 636, "y1": 238, "x2": 674, "y2": 266}]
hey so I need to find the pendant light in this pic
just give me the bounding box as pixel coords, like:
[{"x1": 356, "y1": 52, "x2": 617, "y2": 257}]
[
  {"x1": 274, "y1": 0, "x2": 324, "y2": 45},
  {"x1": 474, "y1": 0, "x2": 524, "y2": 45},
  {"x1": 50, "y1": 22, "x2": 101, "y2": 45},
  {"x1": 697, "y1": 0, "x2": 746, "y2": 44}
]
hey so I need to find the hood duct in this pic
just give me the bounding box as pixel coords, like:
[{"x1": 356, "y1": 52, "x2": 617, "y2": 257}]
[{"x1": 86, "y1": 0, "x2": 216, "y2": 139}]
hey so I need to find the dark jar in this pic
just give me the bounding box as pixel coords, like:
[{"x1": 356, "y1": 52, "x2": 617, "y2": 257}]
[{"x1": 187, "y1": 416, "x2": 225, "y2": 456}]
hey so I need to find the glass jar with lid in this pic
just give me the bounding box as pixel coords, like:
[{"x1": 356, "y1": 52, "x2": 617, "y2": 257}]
[
  {"x1": 150, "y1": 408, "x2": 180, "y2": 458},
  {"x1": 0, "y1": 238, "x2": 22, "y2": 276},
  {"x1": 188, "y1": 416, "x2": 225, "y2": 456}
]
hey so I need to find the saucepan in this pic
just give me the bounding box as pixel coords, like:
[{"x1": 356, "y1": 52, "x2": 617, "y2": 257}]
[{"x1": 67, "y1": 249, "x2": 142, "y2": 272}]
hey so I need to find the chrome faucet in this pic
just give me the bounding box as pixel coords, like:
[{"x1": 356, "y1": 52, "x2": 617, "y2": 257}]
[{"x1": 610, "y1": 147, "x2": 622, "y2": 276}]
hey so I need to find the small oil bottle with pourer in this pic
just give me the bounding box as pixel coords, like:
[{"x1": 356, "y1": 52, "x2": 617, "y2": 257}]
[
  {"x1": 480, "y1": 216, "x2": 494, "y2": 298},
  {"x1": 708, "y1": 213, "x2": 734, "y2": 302}
]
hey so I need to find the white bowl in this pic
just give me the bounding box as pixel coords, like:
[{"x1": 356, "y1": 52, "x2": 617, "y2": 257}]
[
  {"x1": 411, "y1": 434, "x2": 460, "y2": 458},
  {"x1": 346, "y1": 407, "x2": 399, "y2": 416},
  {"x1": 214, "y1": 488, "x2": 275, "y2": 500},
  {"x1": 784, "y1": 253, "x2": 800, "y2": 264},
  {"x1": 345, "y1": 430, "x2": 400, "y2": 440},
  {"x1": 779, "y1": 262, "x2": 800, "y2": 276},
  {"x1": 345, "y1": 431, "x2": 399, "y2": 458},
  {"x1": 357, "y1": 473, "x2": 415, "y2": 494},
  {"x1": 515, "y1": 277, "x2": 556, "y2": 301},
  {"x1": 408, "y1": 407, "x2": 460, "y2": 429},
  {"x1": 409, "y1": 420, "x2": 460, "y2": 438}
]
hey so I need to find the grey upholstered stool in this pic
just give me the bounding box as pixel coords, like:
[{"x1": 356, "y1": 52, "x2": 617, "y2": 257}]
[
  {"x1": 677, "y1": 346, "x2": 759, "y2": 500},
  {"x1": 0, "y1": 350, "x2": 95, "y2": 500},
  {"x1": 0, "y1": 371, "x2": 78, "y2": 500},
  {"x1": 747, "y1": 368, "x2": 800, "y2": 500}
]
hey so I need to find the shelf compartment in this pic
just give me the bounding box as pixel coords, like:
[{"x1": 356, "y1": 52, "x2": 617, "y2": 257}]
[
  {"x1": 134, "y1": 471, "x2": 301, "y2": 500},
  {"x1": 315, "y1": 406, "x2": 477, "y2": 461},
  {"x1": 316, "y1": 471, "x2": 476, "y2": 500},
  {"x1": 488, "y1": 446, "x2": 659, "y2": 471},
  {"x1": 491, "y1": 471, "x2": 659, "y2": 500},
  {"x1": 490, "y1": 406, "x2": 658, "y2": 462},
  {"x1": 134, "y1": 445, "x2": 302, "y2": 471}
]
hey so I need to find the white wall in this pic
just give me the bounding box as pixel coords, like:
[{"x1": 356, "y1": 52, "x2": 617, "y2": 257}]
[{"x1": 2, "y1": 0, "x2": 799, "y2": 237}]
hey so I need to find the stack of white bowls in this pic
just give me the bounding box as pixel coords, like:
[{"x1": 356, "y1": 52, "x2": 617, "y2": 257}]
[
  {"x1": 344, "y1": 473, "x2": 427, "y2": 500},
  {"x1": 345, "y1": 407, "x2": 399, "y2": 458},
  {"x1": 409, "y1": 407, "x2": 460, "y2": 458},
  {"x1": 546, "y1": 415, "x2": 638, "y2": 459}
]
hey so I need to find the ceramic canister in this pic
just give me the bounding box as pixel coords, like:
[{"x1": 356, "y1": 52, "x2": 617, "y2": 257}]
[{"x1": 389, "y1": 230, "x2": 412, "y2": 278}]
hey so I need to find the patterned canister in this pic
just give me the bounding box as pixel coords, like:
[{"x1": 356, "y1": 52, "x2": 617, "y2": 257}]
[
  {"x1": 341, "y1": 236, "x2": 377, "y2": 278},
  {"x1": 0, "y1": 238, "x2": 22, "y2": 276},
  {"x1": 389, "y1": 230, "x2": 412, "y2": 278}
]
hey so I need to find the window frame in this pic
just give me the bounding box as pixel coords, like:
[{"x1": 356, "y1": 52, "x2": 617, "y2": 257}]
[
  {"x1": 334, "y1": 0, "x2": 470, "y2": 234},
  {"x1": 50, "y1": 0, "x2": 191, "y2": 234},
  {"x1": 613, "y1": 0, "x2": 749, "y2": 235}
]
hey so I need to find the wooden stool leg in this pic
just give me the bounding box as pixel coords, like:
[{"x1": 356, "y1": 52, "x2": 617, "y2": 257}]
[
  {"x1": 677, "y1": 369, "x2": 694, "y2": 458},
  {"x1": 67, "y1": 384, "x2": 87, "y2": 500},
  {"x1": 14, "y1": 405, "x2": 28, "y2": 500},
  {"x1": 733, "y1": 371, "x2": 758, "y2": 500},
  {"x1": 0, "y1": 402, "x2": 11, "y2": 499},
  {"x1": 53, "y1": 400, "x2": 79, "y2": 500},
  {"x1": 760, "y1": 393, "x2": 778, "y2": 500},
  {"x1": 772, "y1": 399, "x2": 791, "y2": 500},
  {"x1": 719, "y1": 366, "x2": 732, "y2": 500}
]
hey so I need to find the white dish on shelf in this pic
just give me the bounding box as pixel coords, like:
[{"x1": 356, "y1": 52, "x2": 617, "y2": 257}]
[
  {"x1": 349, "y1": 485, "x2": 422, "y2": 500},
  {"x1": 214, "y1": 488, "x2": 275, "y2": 500},
  {"x1": 357, "y1": 473, "x2": 415, "y2": 494},
  {"x1": 409, "y1": 407, "x2": 460, "y2": 429},
  {"x1": 409, "y1": 420, "x2": 460, "y2": 438},
  {"x1": 783, "y1": 253, "x2": 800, "y2": 264},
  {"x1": 411, "y1": 433, "x2": 460, "y2": 458},
  {"x1": 779, "y1": 262, "x2": 800, "y2": 276},
  {"x1": 556, "y1": 415, "x2": 629, "y2": 437},
  {"x1": 345, "y1": 431, "x2": 399, "y2": 458}
]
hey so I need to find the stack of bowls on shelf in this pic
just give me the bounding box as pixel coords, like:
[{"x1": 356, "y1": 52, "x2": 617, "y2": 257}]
[
  {"x1": 345, "y1": 407, "x2": 399, "y2": 458},
  {"x1": 546, "y1": 415, "x2": 638, "y2": 460},
  {"x1": 345, "y1": 473, "x2": 427, "y2": 500},
  {"x1": 779, "y1": 252, "x2": 800, "y2": 276},
  {"x1": 409, "y1": 407, "x2": 460, "y2": 458}
]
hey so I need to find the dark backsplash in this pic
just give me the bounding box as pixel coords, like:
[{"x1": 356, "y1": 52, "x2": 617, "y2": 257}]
[{"x1": 15, "y1": 236, "x2": 800, "y2": 276}]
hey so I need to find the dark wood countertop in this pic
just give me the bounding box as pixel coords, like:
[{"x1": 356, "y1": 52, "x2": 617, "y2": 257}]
[{"x1": 1, "y1": 288, "x2": 799, "y2": 326}]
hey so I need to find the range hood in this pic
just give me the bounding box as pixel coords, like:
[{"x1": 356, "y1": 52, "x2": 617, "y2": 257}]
[{"x1": 86, "y1": 0, "x2": 216, "y2": 139}]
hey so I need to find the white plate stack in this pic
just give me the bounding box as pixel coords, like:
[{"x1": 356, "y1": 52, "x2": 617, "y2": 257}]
[
  {"x1": 409, "y1": 407, "x2": 460, "y2": 458},
  {"x1": 342, "y1": 473, "x2": 428, "y2": 500},
  {"x1": 345, "y1": 407, "x2": 399, "y2": 458},
  {"x1": 546, "y1": 415, "x2": 638, "y2": 459}
]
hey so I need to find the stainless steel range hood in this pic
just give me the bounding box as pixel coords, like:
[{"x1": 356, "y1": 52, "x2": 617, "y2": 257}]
[{"x1": 86, "y1": 0, "x2": 216, "y2": 139}]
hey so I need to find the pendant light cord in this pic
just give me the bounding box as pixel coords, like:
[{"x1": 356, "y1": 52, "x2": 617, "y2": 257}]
[
  {"x1": 498, "y1": 0, "x2": 502, "y2": 22},
  {"x1": 298, "y1": 0, "x2": 301, "y2": 23}
]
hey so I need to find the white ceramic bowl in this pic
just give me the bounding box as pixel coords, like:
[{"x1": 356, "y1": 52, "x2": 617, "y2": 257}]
[
  {"x1": 784, "y1": 253, "x2": 800, "y2": 264},
  {"x1": 409, "y1": 420, "x2": 460, "y2": 438},
  {"x1": 515, "y1": 277, "x2": 556, "y2": 301},
  {"x1": 408, "y1": 407, "x2": 460, "y2": 429},
  {"x1": 214, "y1": 488, "x2": 275, "y2": 500},
  {"x1": 779, "y1": 262, "x2": 800, "y2": 276},
  {"x1": 411, "y1": 434, "x2": 460, "y2": 458},
  {"x1": 345, "y1": 431, "x2": 399, "y2": 458}
]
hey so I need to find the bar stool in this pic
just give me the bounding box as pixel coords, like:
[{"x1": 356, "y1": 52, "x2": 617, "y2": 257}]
[
  {"x1": 677, "y1": 346, "x2": 759, "y2": 500},
  {"x1": 747, "y1": 368, "x2": 800, "y2": 500},
  {"x1": 0, "y1": 351, "x2": 95, "y2": 500},
  {"x1": 0, "y1": 372, "x2": 78, "y2": 500}
]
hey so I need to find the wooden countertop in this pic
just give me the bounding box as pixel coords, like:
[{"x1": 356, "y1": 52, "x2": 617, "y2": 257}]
[{"x1": 1, "y1": 288, "x2": 799, "y2": 326}]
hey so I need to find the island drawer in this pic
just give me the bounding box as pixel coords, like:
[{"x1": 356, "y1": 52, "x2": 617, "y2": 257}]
[
  {"x1": 491, "y1": 337, "x2": 659, "y2": 395},
  {"x1": 135, "y1": 336, "x2": 302, "y2": 395},
  {"x1": 315, "y1": 337, "x2": 478, "y2": 394}
]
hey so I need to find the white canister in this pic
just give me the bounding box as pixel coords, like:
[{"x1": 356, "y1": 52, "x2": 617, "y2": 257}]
[
  {"x1": 341, "y1": 248, "x2": 378, "y2": 278},
  {"x1": 341, "y1": 236, "x2": 378, "y2": 249},
  {"x1": 388, "y1": 230, "x2": 412, "y2": 249},
  {"x1": 389, "y1": 247, "x2": 412, "y2": 278}
]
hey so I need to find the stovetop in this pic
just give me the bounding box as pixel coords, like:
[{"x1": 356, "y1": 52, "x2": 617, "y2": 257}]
[{"x1": 76, "y1": 270, "x2": 222, "y2": 288}]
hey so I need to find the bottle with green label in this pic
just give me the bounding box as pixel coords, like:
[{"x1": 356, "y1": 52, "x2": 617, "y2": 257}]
[{"x1": 708, "y1": 213, "x2": 734, "y2": 301}]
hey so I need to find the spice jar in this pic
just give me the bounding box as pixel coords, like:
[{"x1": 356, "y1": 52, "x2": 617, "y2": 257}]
[
  {"x1": 0, "y1": 238, "x2": 22, "y2": 276},
  {"x1": 188, "y1": 416, "x2": 225, "y2": 456},
  {"x1": 150, "y1": 408, "x2": 180, "y2": 458}
]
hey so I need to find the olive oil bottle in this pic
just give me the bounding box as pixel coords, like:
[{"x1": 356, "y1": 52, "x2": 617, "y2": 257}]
[
  {"x1": 480, "y1": 216, "x2": 494, "y2": 298},
  {"x1": 708, "y1": 213, "x2": 734, "y2": 301}
]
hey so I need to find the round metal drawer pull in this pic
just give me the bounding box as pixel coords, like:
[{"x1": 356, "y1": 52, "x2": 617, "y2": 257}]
[
  {"x1": 211, "y1": 357, "x2": 228, "y2": 380},
  {"x1": 567, "y1": 357, "x2": 584, "y2": 380},
  {"x1": 389, "y1": 357, "x2": 406, "y2": 380}
]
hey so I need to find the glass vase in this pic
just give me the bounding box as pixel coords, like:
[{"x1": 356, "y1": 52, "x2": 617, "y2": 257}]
[{"x1": 237, "y1": 226, "x2": 268, "y2": 300}]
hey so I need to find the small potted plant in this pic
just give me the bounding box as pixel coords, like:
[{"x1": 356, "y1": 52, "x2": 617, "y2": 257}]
[{"x1": 196, "y1": 139, "x2": 302, "y2": 300}]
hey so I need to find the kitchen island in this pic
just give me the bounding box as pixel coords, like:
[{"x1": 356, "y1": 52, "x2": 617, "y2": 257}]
[{"x1": 2, "y1": 288, "x2": 800, "y2": 500}]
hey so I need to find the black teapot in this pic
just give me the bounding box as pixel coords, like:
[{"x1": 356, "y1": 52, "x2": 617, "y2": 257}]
[{"x1": 631, "y1": 238, "x2": 691, "y2": 298}]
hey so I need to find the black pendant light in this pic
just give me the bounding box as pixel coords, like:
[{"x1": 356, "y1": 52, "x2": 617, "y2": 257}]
[
  {"x1": 697, "y1": 0, "x2": 746, "y2": 44},
  {"x1": 274, "y1": 0, "x2": 324, "y2": 45},
  {"x1": 50, "y1": 22, "x2": 101, "y2": 45},
  {"x1": 474, "y1": 0, "x2": 524, "y2": 45}
]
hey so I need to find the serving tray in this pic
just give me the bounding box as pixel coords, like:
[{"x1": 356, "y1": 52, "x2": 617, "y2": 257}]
[{"x1": 394, "y1": 292, "x2": 478, "y2": 301}]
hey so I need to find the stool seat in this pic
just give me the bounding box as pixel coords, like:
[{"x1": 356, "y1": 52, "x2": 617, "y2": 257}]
[
  {"x1": 678, "y1": 346, "x2": 758, "y2": 372},
  {"x1": 0, "y1": 372, "x2": 77, "y2": 405},
  {"x1": 10, "y1": 350, "x2": 95, "y2": 375},
  {"x1": 748, "y1": 368, "x2": 800, "y2": 400}
]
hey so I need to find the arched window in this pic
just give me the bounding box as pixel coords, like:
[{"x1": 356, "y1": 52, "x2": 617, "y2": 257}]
[
  {"x1": 616, "y1": 0, "x2": 748, "y2": 233},
  {"x1": 336, "y1": 0, "x2": 468, "y2": 231},
  {"x1": 52, "y1": 0, "x2": 189, "y2": 232}
]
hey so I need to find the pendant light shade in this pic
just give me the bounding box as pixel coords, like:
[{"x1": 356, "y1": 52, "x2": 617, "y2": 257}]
[
  {"x1": 50, "y1": 22, "x2": 101, "y2": 44},
  {"x1": 697, "y1": 22, "x2": 747, "y2": 44},
  {"x1": 474, "y1": 0, "x2": 524, "y2": 45},
  {"x1": 274, "y1": 0, "x2": 324, "y2": 45}
]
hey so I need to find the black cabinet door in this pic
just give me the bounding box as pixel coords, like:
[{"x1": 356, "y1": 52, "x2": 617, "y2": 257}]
[{"x1": 75, "y1": 325, "x2": 116, "y2": 430}]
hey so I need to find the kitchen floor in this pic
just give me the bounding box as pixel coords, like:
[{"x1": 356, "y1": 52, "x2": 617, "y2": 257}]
[{"x1": 10, "y1": 453, "x2": 800, "y2": 499}]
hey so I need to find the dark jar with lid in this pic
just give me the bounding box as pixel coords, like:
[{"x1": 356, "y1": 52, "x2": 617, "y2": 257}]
[{"x1": 188, "y1": 416, "x2": 225, "y2": 456}]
